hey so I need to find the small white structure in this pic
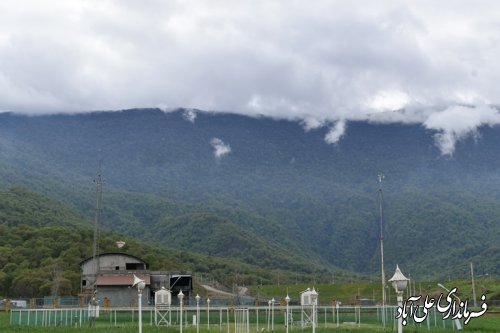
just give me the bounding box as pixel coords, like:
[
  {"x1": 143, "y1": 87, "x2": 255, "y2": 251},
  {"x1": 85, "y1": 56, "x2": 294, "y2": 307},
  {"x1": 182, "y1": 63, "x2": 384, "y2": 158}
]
[
  {"x1": 88, "y1": 300, "x2": 100, "y2": 318},
  {"x1": 155, "y1": 287, "x2": 172, "y2": 306},
  {"x1": 10, "y1": 300, "x2": 27, "y2": 308},
  {"x1": 154, "y1": 287, "x2": 172, "y2": 326},
  {"x1": 299, "y1": 288, "x2": 318, "y2": 328},
  {"x1": 88, "y1": 297, "x2": 100, "y2": 328},
  {"x1": 115, "y1": 241, "x2": 126, "y2": 248},
  {"x1": 301, "y1": 288, "x2": 315, "y2": 306}
]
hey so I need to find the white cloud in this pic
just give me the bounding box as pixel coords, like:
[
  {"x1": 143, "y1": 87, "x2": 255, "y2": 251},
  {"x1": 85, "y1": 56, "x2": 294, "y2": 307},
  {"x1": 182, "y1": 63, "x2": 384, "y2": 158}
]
[
  {"x1": 210, "y1": 137, "x2": 231, "y2": 158},
  {"x1": 2, "y1": 0, "x2": 500, "y2": 150},
  {"x1": 324, "y1": 120, "x2": 346, "y2": 145},
  {"x1": 301, "y1": 117, "x2": 327, "y2": 131},
  {"x1": 368, "y1": 89, "x2": 411, "y2": 112},
  {"x1": 182, "y1": 109, "x2": 197, "y2": 123},
  {"x1": 423, "y1": 104, "x2": 500, "y2": 155}
]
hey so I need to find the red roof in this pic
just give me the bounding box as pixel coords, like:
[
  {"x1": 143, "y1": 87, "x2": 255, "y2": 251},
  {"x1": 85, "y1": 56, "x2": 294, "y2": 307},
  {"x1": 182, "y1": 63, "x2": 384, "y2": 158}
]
[{"x1": 96, "y1": 275, "x2": 151, "y2": 286}]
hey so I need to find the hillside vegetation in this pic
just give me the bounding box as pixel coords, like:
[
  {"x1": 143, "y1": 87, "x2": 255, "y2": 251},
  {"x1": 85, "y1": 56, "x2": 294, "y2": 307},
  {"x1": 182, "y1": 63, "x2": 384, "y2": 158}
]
[
  {"x1": 1, "y1": 109, "x2": 500, "y2": 281},
  {"x1": 0, "y1": 187, "x2": 346, "y2": 298}
]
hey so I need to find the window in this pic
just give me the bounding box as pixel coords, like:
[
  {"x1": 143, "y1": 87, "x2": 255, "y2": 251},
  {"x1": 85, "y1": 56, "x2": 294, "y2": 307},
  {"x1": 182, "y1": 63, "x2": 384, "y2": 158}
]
[{"x1": 126, "y1": 263, "x2": 145, "y2": 270}]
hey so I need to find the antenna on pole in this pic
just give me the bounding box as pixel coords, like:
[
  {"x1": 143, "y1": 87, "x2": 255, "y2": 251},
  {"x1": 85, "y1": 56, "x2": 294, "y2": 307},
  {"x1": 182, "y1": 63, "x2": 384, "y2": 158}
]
[
  {"x1": 92, "y1": 161, "x2": 103, "y2": 293},
  {"x1": 378, "y1": 174, "x2": 386, "y2": 330}
]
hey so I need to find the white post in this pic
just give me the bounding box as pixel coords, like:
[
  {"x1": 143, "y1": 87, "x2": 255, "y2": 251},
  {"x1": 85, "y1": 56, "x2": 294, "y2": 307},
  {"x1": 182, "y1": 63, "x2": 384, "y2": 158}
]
[
  {"x1": 138, "y1": 289, "x2": 143, "y2": 333},
  {"x1": 178, "y1": 291, "x2": 184, "y2": 333},
  {"x1": 310, "y1": 288, "x2": 318, "y2": 333},
  {"x1": 285, "y1": 295, "x2": 290, "y2": 333},
  {"x1": 312, "y1": 302, "x2": 316, "y2": 333},
  {"x1": 256, "y1": 301, "x2": 259, "y2": 333},
  {"x1": 219, "y1": 308, "x2": 222, "y2": 332},
  {"x1": 267, "y1": 300, "x2": 271, "y2": 331},
  {"x1": 271, "y1": 298, "x2": 275, "y2": 332},
  {"x1": 132, "y1": 275, "x2": 146, "y2": 333},
  {"x1": 207, "y1": 298, "x2": 210, "y2": 329},
  {"x1": 389, "y1": 266, "x2": 410, "y2": 333},
  {"x1": 397, "y1": 291, "x2": 403, "y2": 333},
  {"x1": 247, "y1": 308, "x2": 250, "y2": 333},
  {"x1": 336, "y1": 302, "x2": 339, "y2": 328},
  {"x1": 196, "y1": 294, "x2": 201, "y2": 333}
]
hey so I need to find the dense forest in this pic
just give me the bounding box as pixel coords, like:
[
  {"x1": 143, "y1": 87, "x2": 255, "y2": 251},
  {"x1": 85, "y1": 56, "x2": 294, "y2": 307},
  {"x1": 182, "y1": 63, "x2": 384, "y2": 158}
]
[
  {"x1": 1, "y1": 109, "x2": 499, "y2": 288},
  {"x1": 0, "y1": 187, "x2": 345, "y2": 297}
]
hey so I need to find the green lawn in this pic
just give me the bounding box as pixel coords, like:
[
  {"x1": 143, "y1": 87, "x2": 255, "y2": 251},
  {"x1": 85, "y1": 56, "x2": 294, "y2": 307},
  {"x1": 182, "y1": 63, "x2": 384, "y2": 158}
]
[
  {"x1": 248, "y1": 280, "x2": 500, "y2": 307},
  {"x1": 2, "y1": 278, "x2": 499, "y2": 333},
  {"x1": 2, "y1": 311, "x2": 500, "y2": 333}
]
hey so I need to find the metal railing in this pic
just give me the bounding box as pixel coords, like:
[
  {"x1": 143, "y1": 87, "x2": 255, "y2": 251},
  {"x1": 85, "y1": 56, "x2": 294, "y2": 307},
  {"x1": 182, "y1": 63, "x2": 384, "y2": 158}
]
[{"x1": 9, "y1": 305, "x2": 466, "y2": 330}]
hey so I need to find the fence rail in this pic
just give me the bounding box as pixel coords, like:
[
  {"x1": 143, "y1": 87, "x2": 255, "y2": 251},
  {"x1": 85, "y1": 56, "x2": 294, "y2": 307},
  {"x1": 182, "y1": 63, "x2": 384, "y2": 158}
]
[{"x1": 9, "y1": 305, "x2": 464, "y2": 330}]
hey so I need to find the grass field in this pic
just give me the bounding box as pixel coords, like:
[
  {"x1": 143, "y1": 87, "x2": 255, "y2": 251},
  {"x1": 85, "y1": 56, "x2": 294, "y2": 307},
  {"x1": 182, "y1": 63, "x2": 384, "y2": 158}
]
[
  {"x1": 2, "y1": 310, "x2": 500, "y2": 333},
  {"x1": 247, "y1": 280, "x2": 500, "y2": 306},
  {"x1": 2, "y1": 278, "x2": 499, "y2": 332}
]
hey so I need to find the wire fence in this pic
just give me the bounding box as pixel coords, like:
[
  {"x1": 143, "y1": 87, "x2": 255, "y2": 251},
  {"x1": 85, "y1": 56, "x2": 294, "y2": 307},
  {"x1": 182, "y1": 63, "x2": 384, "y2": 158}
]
[
  {"x1": 2, "y1": 295, "x2": 500, "y2": 310},
  {"x1": 9, "y1": 305, "x2": 466, "y2": 330}
]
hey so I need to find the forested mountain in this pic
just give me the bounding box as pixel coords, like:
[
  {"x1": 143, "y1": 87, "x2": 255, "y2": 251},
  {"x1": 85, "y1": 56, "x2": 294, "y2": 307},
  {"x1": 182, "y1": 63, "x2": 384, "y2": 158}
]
[
  {"x1": 0, "y1": 187, "x2": 334, "y2": 297},
  {"x1": 1, "y1": 108, "x2": 499, "y2": 282}
]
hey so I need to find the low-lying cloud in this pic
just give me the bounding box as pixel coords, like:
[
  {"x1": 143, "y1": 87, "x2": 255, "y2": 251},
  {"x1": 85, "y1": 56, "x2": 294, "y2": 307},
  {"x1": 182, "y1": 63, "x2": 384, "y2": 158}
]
[
  {"x1": 324, "y1": 120, "x2": 346, "y2": 145},
  {"x1": 210, "y1": 138, "x2": 231, "y2": 159},
  {"x1": 182, "y1": 109, "x2": 197, "y2": 123},
  {"x1": 423, "y1": 104, "x2": 500, "y2": 155},
  {"x1": 2, "y1": 1, "x2": 500, "y2": 154}
]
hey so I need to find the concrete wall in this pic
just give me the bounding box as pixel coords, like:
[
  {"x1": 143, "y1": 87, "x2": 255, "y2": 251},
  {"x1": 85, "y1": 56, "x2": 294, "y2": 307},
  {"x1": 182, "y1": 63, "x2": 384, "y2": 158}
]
[{"x1": 96, "y1": 286, "x2": 152, "y2": 307}]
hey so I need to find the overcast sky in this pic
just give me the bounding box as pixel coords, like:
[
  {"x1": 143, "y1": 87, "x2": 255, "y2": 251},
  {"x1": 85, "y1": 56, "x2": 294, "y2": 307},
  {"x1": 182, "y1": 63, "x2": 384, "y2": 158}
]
[{"x1": 1, "y1": 0, "x2": 500, "y2": 153}]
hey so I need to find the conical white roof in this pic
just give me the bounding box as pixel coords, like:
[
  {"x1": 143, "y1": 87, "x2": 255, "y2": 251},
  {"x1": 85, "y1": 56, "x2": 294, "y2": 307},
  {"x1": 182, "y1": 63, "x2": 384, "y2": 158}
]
[{"x1": 388, "y1": 264, "x2": 409, "y2": 282}]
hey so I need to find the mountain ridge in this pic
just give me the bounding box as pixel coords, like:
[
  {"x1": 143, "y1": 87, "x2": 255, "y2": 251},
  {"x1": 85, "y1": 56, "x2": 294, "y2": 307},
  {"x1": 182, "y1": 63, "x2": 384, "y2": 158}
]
[{"x1": 1, "y1": 108, "x2": 499, "y2": 279}]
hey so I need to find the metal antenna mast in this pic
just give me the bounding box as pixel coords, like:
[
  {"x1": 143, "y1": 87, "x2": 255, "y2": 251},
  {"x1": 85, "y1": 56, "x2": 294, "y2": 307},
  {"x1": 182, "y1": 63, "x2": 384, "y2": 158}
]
[
  {"x1": 92, "y1": 163, "x2": 103, "y2": 292},
  {"x1": 471, "y1": 262, "x2": 477, "y2": 308},
  {"x1": 378, "y1": 174, "x2": 387, "y2": 330}
]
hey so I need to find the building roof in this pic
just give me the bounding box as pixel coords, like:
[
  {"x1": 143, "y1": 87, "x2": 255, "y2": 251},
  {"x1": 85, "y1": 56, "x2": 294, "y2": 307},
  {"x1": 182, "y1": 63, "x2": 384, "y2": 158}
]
[
  {"x1": 96, "y1": 274, "x2": 151, "y2": 286},
  {"x1": 79, "y1": 252, "x2": 149, "y2": 267}
]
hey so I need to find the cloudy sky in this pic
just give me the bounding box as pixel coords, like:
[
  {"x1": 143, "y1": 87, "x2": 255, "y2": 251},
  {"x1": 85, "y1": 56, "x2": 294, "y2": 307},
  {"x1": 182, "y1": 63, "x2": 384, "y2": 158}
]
[{"x1": 1, "y1": 0, "x2": 500, "y2": 153}]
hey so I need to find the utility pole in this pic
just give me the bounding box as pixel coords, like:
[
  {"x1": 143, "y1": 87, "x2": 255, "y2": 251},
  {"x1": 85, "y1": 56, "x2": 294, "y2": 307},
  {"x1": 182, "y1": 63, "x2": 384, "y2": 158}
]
[
  {"x1": 471, "y1": 262, "x2": 477, "y2": 308},
  {"x1": 378, "y1": 174, "x2": 386, "y2": 330},
  {"x1": 92, "y1": 164, "x2": 103, "y2": 292}
]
